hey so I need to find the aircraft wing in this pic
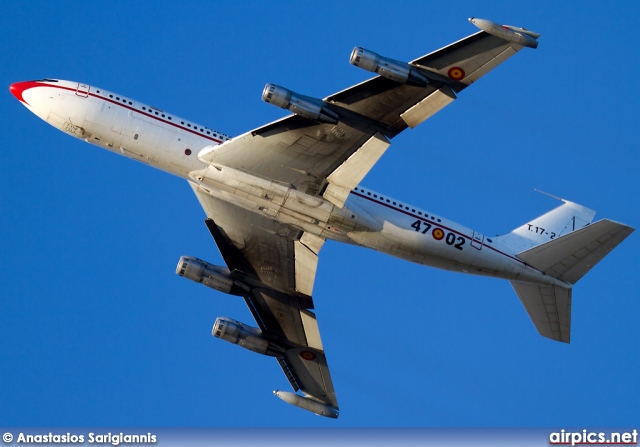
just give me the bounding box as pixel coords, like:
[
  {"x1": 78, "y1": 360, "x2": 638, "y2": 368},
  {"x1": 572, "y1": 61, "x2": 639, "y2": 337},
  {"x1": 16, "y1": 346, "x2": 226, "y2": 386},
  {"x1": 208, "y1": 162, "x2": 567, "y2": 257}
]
[
  {"x1": 199, "y1": 27, "x2": 534, "y2": 206},
  {"x1": 191, "y1": 183, "x2": 338, "y2": 411},
  {"x1": 189, "y1": 21, "x2": 538, "y2": 415}
]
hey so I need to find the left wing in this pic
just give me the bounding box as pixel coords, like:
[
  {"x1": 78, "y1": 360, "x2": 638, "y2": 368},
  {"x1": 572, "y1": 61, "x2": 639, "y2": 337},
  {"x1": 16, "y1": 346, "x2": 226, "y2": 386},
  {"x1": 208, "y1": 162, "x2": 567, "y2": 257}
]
[
  {"x1": 191, "y1": 183, "x2": 339, "y2": 416},
  {"x1": 197, "y1": 20, "x2": 538, "y2": 207}
]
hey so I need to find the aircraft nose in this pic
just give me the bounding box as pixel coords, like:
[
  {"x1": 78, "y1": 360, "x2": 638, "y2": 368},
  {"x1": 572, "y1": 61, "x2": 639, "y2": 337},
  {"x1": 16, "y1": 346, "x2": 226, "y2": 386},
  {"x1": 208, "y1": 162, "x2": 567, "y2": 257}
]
[{"x1": 9, "y1": 81, "x2": 34, "y2": 104}]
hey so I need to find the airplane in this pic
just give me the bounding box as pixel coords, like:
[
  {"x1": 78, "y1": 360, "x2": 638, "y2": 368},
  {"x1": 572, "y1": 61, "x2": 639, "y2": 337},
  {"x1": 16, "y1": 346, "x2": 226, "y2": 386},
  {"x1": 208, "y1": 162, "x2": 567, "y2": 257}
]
[{"x1": 9, "y1": 17, "x2": 633, "y2": 418}]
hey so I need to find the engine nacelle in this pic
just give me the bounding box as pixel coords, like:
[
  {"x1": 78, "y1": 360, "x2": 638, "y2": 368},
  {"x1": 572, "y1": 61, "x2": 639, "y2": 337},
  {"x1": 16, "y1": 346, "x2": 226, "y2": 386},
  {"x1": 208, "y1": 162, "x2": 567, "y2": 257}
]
[
  {"x1": 213, "y1": 317, "x2": 285, "y2": 357},
  {"x1": 349, "y1": 47, "x2": 428, "y2": 87},
  {"x1": 176, "y1": 256, "x2": 244, "y2": 295},
  {"x1": 262, "y1": 84, "x2": 339, "y2": 124}
]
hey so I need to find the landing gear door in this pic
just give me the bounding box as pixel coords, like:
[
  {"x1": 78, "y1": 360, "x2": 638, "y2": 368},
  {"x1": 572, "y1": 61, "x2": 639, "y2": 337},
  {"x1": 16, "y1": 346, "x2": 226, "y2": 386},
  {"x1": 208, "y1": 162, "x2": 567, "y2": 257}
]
[
  {"x1": 471, "y1": 230, "x2": 484, "y2": 250},
  {"x1": 76, "y1": 83, "x2": 90, "y2": 98}
]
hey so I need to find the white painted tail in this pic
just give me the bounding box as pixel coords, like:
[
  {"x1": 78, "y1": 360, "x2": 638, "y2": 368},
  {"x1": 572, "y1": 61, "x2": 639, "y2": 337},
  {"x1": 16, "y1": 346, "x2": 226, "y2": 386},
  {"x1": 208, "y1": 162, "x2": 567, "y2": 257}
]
[
  {"x1": 495, "y1": 198, "x2": 596, "y2": 253},
  {"x1": 501, "y1": 196, "x2": 634, "y2": 344},
  {"x1": 510, "y1": 219, "x2": 633, "y2": 343}
]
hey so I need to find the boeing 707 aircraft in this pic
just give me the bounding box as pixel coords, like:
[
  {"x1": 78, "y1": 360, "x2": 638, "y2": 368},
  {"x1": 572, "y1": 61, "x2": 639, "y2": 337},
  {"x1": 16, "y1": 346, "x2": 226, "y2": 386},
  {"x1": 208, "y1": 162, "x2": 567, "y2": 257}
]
[{"x1": 9, "y1": 18, "x2": 633, "y2": 418}]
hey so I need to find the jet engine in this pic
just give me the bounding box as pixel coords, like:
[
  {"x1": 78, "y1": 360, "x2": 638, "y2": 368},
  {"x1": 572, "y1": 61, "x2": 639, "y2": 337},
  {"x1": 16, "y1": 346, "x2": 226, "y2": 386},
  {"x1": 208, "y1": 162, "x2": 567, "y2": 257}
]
[
  {"x1": 349, "y1": 47, "x2": 428, "y2": 87},
  {"x1": 213, "y1": 317, "x2": 285, "y2": 357},
  {"x1": 176, "y1": 256, "x2": 245, "y2": 295},
  {"x1": 262, "y1": 84, "x2": 339, "y2": 124}
]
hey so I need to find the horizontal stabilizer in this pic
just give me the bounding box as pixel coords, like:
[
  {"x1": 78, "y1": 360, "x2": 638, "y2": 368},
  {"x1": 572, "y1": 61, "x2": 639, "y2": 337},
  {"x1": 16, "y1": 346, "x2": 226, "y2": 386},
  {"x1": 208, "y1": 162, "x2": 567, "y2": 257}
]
[
  {"x1": 516, "y1": 219, "x2": 634, "y2": 284},
  {"x1": 511, "y1": 282, "x2": 572, "y2": 343}
]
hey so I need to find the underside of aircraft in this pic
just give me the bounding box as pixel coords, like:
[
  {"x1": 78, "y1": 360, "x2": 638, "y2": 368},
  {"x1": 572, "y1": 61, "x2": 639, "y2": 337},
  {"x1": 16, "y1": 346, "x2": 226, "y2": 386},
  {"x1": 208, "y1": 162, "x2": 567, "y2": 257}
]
[{"x1": 9, "y1": 17, "x2": 633, "y2": 418}]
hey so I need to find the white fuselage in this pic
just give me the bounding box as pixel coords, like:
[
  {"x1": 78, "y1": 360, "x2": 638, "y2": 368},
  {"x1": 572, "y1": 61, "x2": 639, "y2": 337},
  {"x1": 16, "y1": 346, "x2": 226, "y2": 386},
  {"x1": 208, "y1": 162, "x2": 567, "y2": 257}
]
[{"x1": 13, "y1": 79, "x2": 566, "y2": 289}]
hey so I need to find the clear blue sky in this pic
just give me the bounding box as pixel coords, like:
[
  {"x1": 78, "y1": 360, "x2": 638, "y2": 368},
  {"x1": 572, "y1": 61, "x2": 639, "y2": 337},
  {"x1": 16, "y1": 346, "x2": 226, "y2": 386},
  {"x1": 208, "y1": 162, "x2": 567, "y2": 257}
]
[{"x1": 1, "y1": 1, "x2": 638, "y2": 428}]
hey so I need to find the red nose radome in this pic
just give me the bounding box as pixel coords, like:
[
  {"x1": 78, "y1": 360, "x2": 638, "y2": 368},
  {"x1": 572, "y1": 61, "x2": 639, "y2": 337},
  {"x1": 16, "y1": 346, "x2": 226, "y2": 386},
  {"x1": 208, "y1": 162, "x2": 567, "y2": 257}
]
[{"x1": 9, "y1": 81, "x2": 40, "y2": 105}]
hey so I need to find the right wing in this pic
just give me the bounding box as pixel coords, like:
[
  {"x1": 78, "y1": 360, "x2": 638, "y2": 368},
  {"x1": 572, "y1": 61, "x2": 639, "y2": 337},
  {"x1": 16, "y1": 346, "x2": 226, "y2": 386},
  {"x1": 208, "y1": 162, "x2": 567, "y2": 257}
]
[{"x1": 191, "y1": 183, "x2": 339, "y2": 413}]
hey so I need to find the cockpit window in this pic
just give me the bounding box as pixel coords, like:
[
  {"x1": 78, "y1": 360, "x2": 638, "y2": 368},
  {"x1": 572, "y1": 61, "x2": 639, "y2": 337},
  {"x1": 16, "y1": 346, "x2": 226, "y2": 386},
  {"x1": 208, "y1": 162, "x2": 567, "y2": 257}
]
[{"x1": 33, "y1": 79, "x2": 59, "y2": 82}]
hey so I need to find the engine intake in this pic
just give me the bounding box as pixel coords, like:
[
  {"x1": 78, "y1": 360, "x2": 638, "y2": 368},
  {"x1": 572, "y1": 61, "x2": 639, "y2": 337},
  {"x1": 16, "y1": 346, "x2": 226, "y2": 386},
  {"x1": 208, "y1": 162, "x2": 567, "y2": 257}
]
[
  {"x1": 176, "y1": 256, "x2": 244, "y2": 295},
  {"x1": 262, "y1": 84, "x2": 339, "y2": 124},
  {"x1": 350, "y1": 47, "x2": 428, "y2": 87},
  {"x1": 213, "y1": 317, "x2": 285, "y2": 357}
]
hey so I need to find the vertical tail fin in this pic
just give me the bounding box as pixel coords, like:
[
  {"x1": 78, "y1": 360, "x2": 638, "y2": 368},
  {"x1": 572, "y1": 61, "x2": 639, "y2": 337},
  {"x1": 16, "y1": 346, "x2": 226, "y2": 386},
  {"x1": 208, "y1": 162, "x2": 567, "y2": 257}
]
[
  {"x1": 505, "y1": 194, "x2": 634, "y2": 343},
  {"x1": 495, "y1": 197, "x2": 596, "y2": 252},
  {"x1": 500, "y1": 193, "x2": 633, "y2": 343},
  {"x1": 510, "y1": 219, "x2": 633, "y2": 343}
]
